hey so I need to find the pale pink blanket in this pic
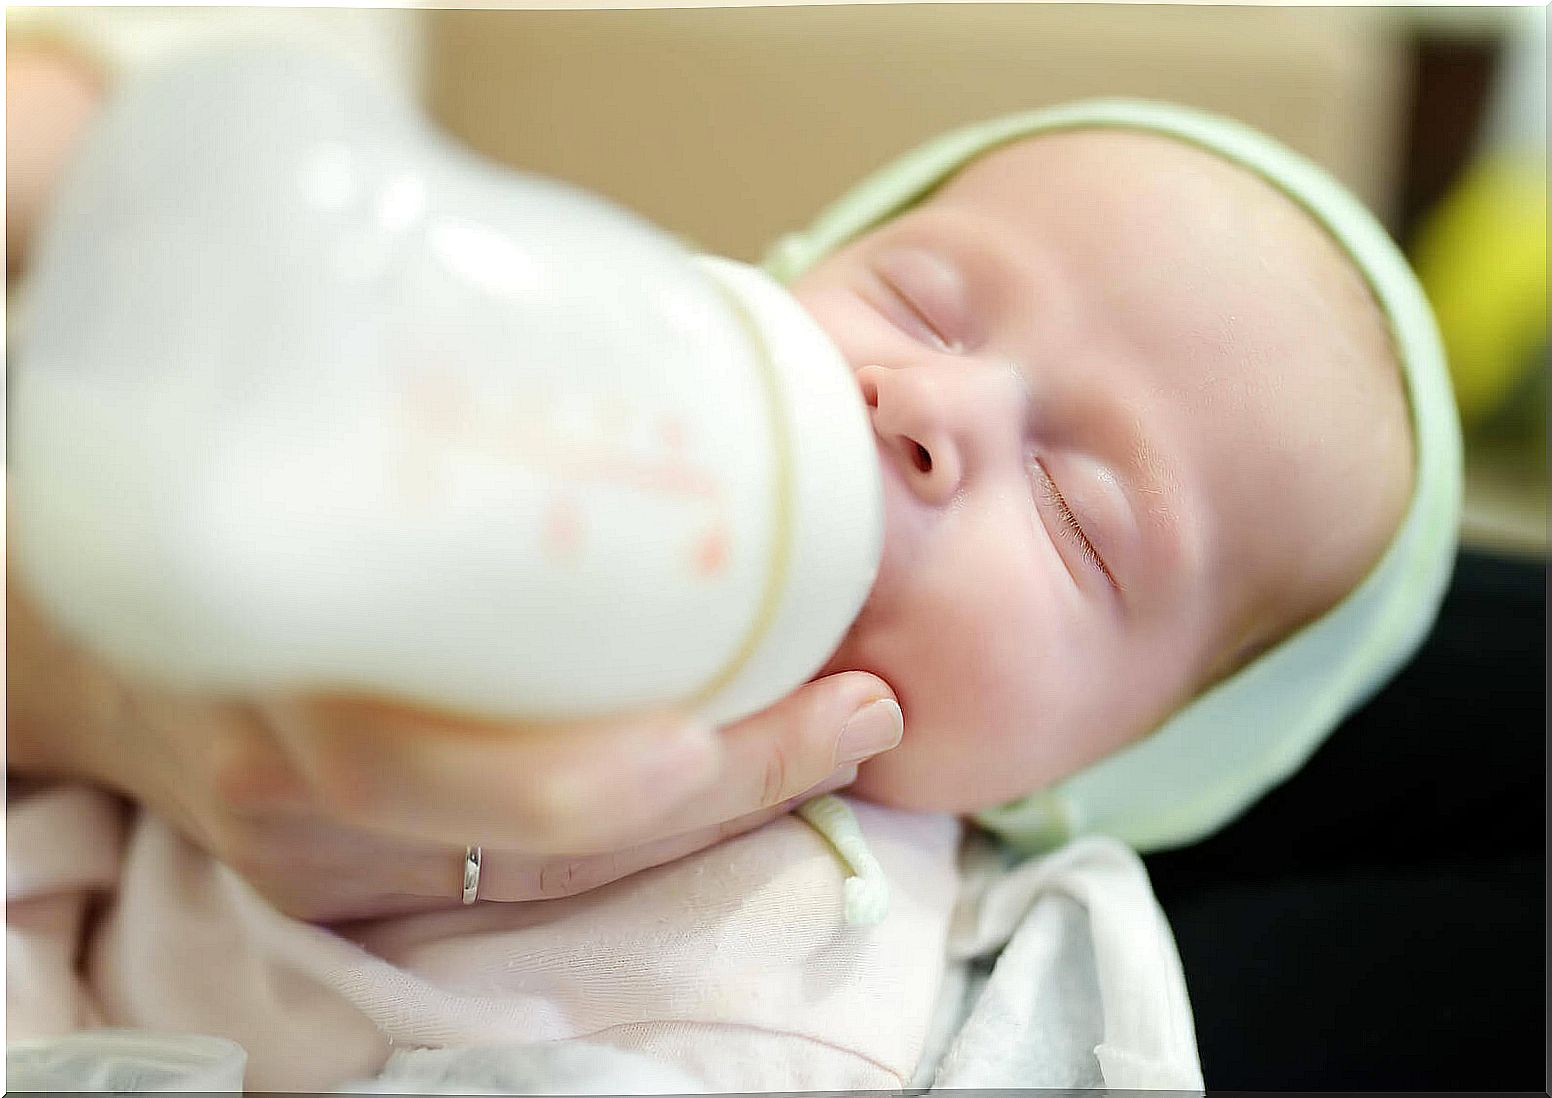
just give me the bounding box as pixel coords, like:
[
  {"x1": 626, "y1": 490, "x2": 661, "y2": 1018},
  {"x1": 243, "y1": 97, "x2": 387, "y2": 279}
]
[{"x1": 8, "y1": 782, "x2": 963, "y2": 1091}]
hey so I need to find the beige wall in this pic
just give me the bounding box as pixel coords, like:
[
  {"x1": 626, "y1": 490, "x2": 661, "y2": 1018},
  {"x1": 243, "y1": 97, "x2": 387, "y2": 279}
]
[{"x1": 427, "y1": 5, "x2": 1408, "y2": 262}]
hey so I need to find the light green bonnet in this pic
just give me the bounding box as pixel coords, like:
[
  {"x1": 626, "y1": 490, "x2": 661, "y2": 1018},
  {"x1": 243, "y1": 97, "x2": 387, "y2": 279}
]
[{"x1": 762, "y1": 99, "x2": 1464, "y2": 855}]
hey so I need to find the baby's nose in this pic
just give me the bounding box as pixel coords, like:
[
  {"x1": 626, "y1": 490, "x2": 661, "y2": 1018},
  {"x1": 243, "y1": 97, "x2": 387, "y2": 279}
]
[{"x1": 857, "y1": 362, "x2": 1013, "y2": 506}]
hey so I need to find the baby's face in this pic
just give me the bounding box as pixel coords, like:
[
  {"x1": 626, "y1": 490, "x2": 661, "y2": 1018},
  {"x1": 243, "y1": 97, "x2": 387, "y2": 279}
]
[{"x1": 792, "y1": 130, "x2": 1413, "y2": 813}]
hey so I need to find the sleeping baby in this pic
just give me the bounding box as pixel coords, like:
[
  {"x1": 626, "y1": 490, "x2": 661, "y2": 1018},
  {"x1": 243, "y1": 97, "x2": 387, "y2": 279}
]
[{"x1": 7, "y1": 100, "x2": 1460, "y2": 1092}]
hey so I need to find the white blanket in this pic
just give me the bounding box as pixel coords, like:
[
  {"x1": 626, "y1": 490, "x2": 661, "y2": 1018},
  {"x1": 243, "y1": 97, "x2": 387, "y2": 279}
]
[{"x1": 7, "y1": 784, "x2": 1202, "y2": 1092}]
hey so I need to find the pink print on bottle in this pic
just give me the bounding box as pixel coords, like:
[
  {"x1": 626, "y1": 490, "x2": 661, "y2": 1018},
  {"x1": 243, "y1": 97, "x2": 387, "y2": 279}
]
[
  {"x1": 393, "y1": 367, "x2": 732, "y2": 579},
  {"x1": 542, "y1": 494, "x2": 586, "y2": 566}
]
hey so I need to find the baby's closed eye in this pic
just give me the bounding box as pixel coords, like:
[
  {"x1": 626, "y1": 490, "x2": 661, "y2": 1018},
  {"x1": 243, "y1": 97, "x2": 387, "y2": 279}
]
[
  {"x1": 1029, "y1": 456, "x2": 1121, "y2": 592},
  {"x1": 867, "y1": 245, "x2": 974, "y2": 353}
]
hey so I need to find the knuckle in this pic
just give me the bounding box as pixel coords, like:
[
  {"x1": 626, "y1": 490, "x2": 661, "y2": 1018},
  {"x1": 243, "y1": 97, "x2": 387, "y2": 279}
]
[
  {"x1": 305, "y1": 745, "x2": 381, "y2": 825},
  {"x1": 514, "y1": 768, "x2": 595, "y2": 849},
  {"x1": 531, "y1": 770, "x2": 582, "y2": 821},
  {"x1": 535, "y1": 856, "x2": 597, "y2": 900},
  {"x1": 792, "y1": 677, "x2": 841, "y2": 736},
  {"x1": 534, "y1": 859, "x2": 565, "y2": 899},
  {"x1": 759, "y1": 742, "x2": 792, "y2": 809},
  {"x1": 207, "y1": 734, "x2": 299, "y2": 814},
  {"x1": 788, "y1": 688, "x2": 845, "y2": 768}
]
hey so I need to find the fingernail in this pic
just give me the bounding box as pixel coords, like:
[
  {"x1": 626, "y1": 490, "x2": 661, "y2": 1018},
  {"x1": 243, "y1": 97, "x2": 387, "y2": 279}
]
[{"x1": 835, "y1": 698, "x2": 903, "y2": 767}]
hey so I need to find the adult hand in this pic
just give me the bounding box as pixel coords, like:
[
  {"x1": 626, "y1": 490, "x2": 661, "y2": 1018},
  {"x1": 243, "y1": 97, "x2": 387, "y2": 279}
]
[
  {"x1": 5, "y1": 44, "x2": 905, "y2": 921},
  {"x1": 8, "y1": 579, "x2": 903, "y2": 922}
]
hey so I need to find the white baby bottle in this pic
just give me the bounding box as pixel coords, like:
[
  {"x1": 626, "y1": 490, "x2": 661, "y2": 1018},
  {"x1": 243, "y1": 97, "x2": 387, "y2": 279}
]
[{"x1": 8, "y1": 49, "x2": 883, "y2": 727}]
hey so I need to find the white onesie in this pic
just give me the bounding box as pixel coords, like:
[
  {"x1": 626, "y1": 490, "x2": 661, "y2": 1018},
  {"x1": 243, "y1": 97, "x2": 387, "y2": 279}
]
[{"x1": 7, "y1": 783, "x2": 1202, "y2": 1092}]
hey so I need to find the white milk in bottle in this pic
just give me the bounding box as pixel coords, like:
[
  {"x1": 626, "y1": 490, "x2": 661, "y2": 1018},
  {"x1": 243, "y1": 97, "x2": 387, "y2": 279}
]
[{"x1": 8, "y1": 50, "x2": 883, "y2": 726}]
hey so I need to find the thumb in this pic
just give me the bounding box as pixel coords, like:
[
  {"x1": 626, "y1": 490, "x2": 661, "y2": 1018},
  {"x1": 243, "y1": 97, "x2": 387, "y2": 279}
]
[{"x1": 632, "y1": 670, "x2": 903, "y2": 843}]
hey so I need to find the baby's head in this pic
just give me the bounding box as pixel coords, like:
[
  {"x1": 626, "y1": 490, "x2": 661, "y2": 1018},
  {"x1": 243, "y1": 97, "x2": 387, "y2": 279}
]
[{"x1": 787, "y1": 126, "x2": 1418, "y2": 816}]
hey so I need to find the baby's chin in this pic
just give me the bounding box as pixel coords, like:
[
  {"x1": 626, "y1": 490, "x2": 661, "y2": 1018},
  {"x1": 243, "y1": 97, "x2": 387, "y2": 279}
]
[
  {"x1": 846, "y1": 759, "x2": 952, "y2": 811},
  {"x1": 845, "y1": 731, "x2": 1038, "y2": 816}
]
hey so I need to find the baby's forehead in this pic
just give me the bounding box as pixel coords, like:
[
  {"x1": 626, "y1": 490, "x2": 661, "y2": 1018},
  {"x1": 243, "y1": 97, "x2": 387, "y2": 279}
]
[
  {"x1": 940, "y1": 126, "x2": 1273, "y2": 200},
  {"x1": 924, "y1": 126, "x2": 1386, "y2": 369},
  {"x1": 932, "y1": 128, "x2": 1330, "y2": 263}
]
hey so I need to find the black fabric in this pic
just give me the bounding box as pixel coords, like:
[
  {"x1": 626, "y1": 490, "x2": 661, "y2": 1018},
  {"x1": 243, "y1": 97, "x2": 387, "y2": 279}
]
[{"x1": 1145, "y1": 549, "x2": 1546, "y2": 1090}]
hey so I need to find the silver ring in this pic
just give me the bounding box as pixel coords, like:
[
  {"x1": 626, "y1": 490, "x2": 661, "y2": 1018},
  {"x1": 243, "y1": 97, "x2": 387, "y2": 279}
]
[{"x1": 461, "y1": 845, "x2": 482, "y2": 905}]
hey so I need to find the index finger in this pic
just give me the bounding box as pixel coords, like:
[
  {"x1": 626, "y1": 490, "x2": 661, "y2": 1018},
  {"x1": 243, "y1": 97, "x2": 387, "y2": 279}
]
[
  {"x1": 602, "y1": 670, "x2": 903, "y2": 846},
  {"x1": 259, "y1": 693, "x2": 725, "y2": 854}
]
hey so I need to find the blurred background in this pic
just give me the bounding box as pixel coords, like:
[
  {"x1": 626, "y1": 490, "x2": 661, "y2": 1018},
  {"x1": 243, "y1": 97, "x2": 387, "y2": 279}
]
[{"x1": 6, "y1": 4, "x2": 1546, "y2": 1090}]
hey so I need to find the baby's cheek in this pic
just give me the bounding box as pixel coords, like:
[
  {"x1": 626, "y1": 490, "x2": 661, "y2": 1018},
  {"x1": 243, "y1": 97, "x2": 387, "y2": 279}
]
[
  {"x1": 846, "y1": 658, "x2": 1054, "y2": 813},
  {"x1": 790, "y1": 283, "x2": 867, "y2": 350},
  {"x1": 856, "y1": 612, "x2": 1152, "y2": 812},
  {"x1": 792, "y1": 279, "x2": 916, "y2": 375}
]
